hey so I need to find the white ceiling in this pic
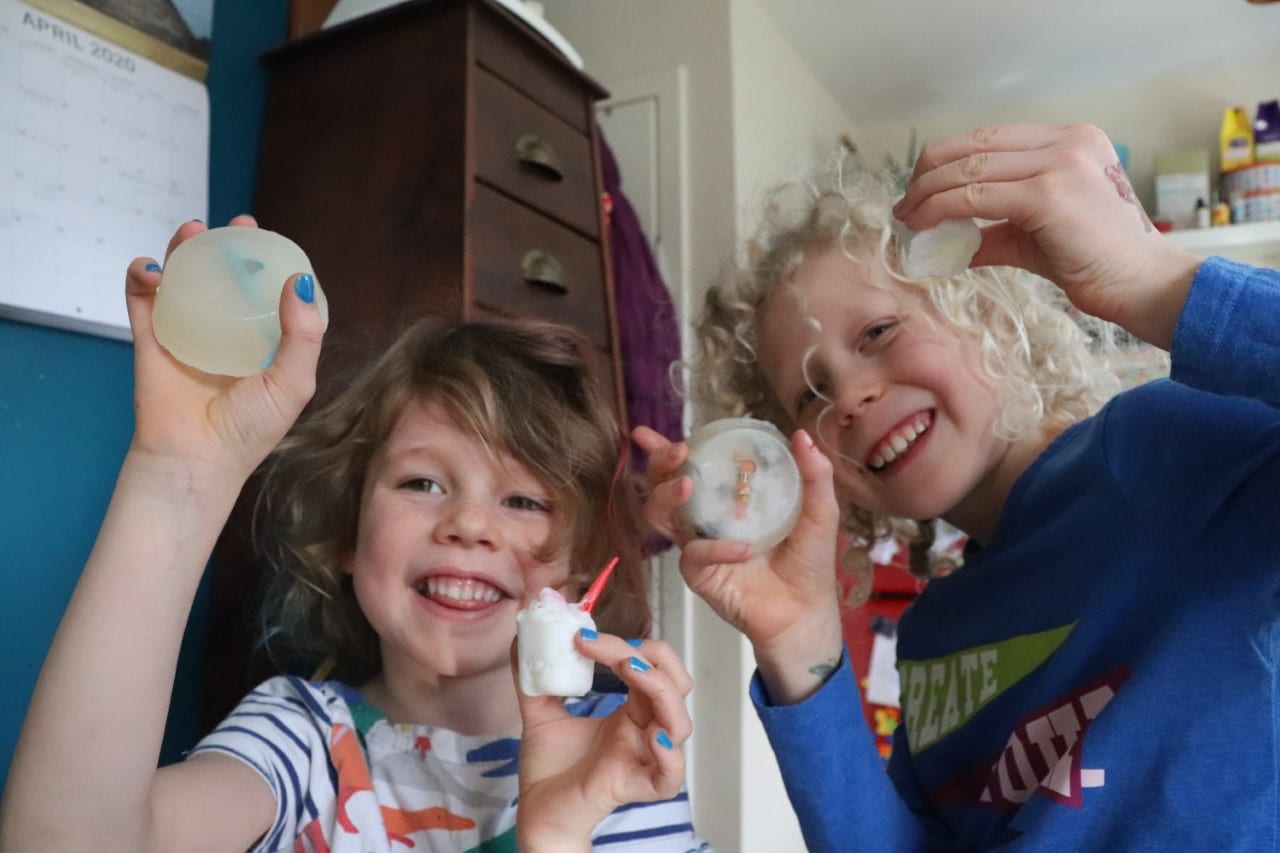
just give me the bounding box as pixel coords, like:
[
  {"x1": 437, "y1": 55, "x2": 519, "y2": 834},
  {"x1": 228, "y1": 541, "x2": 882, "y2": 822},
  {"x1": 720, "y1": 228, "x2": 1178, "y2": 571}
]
[{"x1": 753, "y1": 0, "x2": 1280, "y2": 127}]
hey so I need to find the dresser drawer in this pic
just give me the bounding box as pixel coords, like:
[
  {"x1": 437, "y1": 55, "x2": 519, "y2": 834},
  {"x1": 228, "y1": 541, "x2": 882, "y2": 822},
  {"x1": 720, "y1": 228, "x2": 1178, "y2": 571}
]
[
  {"x1": 468, "y1": 182, "x2": 608, "y2": 348},
  {"x1": 471, "y1": 2, "x2": 596, "y2": 132},
  {"x1": 474, "y1": 67, "x2": 599, "y2": 239}
]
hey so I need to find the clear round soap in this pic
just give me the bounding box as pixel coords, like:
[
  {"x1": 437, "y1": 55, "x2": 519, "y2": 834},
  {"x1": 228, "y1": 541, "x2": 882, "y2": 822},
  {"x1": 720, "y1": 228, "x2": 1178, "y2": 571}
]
[
  {"x1": 677, "y1": 417, "x2": 802, "y2": 551},
  {"x1": 152, "y1": 226, "x2": 329, "y2": 377}
]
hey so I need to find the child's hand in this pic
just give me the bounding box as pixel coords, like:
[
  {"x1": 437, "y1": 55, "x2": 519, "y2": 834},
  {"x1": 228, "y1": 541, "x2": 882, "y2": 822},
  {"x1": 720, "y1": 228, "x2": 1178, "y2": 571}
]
[
  {"x1": 125, "y1": 217, "x2": 325, "y2": 483},
  {"x1": 893, "y1": 123, "x2": 1201, "y2": 350},
  {"x1": 513, "y1": 634, "x2": 693, "y2": 851},
  {"x1": 634, "y1": 425, "x2": 845, "y2": 704}
]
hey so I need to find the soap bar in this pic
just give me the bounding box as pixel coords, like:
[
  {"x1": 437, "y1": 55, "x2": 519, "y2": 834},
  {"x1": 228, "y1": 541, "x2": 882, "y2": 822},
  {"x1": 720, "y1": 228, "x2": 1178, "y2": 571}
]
[
  {"x1": 516, "y1": 587, "x2": 596, "y2": 697},
  {"x1": 896, "y1": 217, "x2": 981, "y2": 279},
  {"x1": 152, "y1": 226, "x2": 329, "y2": 377},
  {"x1": 677, "y1": 417, "x2": 801, "y2": 551}
]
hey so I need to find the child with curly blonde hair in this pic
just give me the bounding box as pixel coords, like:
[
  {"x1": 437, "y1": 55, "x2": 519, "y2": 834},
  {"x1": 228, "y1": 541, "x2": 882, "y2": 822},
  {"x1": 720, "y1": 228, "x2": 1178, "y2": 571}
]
[
  {"x1": 2, "y1": 219, "x2": 706, "y2": 853},
  {"x1": 637, "y1": 123, "x2": 1280, "y2": 850}
]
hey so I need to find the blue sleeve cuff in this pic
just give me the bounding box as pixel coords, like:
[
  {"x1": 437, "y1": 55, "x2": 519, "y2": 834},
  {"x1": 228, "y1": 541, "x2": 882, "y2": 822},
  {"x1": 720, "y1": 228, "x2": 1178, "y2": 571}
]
[
  {"x1": 749, "y1": 648, "x2": 930, "y2": 852},
  {"x1": 1171, "y1": 255, "x2": 1280, "y2": 405}
]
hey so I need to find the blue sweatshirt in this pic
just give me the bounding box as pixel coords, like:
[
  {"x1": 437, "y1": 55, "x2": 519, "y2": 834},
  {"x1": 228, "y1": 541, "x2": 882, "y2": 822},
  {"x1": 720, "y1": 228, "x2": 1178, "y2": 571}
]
[{"x1": 754, "y1": 256, "x2": 1280, "y2": 851}]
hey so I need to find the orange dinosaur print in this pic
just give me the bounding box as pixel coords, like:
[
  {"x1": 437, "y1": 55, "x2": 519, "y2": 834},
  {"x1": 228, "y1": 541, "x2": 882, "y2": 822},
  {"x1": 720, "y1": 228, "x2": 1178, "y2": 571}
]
[
  {"x1": 381, "y1": 805, "x2": 476, "y2": 847},
  {"x1": 328, "y1": 722, "x2": 475, "y2": 847}
]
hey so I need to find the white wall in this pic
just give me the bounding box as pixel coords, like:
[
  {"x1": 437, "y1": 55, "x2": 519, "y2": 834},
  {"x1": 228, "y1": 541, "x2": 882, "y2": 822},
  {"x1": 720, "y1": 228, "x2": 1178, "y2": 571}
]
[
  {"x1": 728, "y1": 0, "x2": 854, "y2": 239},
  {"x1": 853, "y1": 56, "x2": 1280, "y2": 214}
]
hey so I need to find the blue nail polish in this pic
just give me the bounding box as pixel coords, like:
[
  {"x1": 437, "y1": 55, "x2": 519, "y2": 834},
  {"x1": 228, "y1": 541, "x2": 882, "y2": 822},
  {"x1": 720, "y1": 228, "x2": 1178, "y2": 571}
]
[
  {"x1": 626, "y1": 638, "x2": 644, "y2": 648},
  {"x1": 579, "y1": 628, "x2": 598, "y2": 640},
  {"x1": 628, "y1": 656, "x2": 650, "y2": 672},
  {"x1": 294, "y1": 274, "x2": 315, "y2": 304},
  {"x1": 656, "y1": 730, "x2": 673, "y2": 749},
  {"x1": 145, "y1": 262, "x2": 161, "y2": 272}
]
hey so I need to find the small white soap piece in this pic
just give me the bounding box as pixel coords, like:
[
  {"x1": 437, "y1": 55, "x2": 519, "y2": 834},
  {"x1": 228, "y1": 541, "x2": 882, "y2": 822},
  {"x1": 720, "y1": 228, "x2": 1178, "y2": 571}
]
[
  {"x1": 516, "y1": 587, "x2": 596, "y2": 697},
  {"x1": 677, "y1": 417, "x2": 802, "y2": 551},
  {"x1": 153, "y1": 226, "x2": 329, "y2": 377},
  {"x1": 897, "y1": 217, "x2": 981, "y2": 279}
]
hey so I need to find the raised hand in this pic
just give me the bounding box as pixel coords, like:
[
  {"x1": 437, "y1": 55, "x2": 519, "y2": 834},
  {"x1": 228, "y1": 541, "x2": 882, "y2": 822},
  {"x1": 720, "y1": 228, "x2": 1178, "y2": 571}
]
[
  {"x1": 513, "y1": 634, "x2": 693, "y2": 851},
  {"x1": 126, "y1": 216, "x2": 326, "y2": 482},
  {"x1": 892, "y1": 123, "x2": 1201, "y2": 349},
  {"x1": 633, "y1": 425, "x2": 845, "y2": 704}
]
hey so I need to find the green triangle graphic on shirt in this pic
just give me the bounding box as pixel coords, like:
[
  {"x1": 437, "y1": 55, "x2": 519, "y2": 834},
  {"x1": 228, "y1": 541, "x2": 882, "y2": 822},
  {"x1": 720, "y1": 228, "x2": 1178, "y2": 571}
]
[
  {"x1": 896, "y1": 622, "x2": 1076, "y2": 754},
  {"x1": 465, "y1": 825, "x2": 518, "y2": 853}
]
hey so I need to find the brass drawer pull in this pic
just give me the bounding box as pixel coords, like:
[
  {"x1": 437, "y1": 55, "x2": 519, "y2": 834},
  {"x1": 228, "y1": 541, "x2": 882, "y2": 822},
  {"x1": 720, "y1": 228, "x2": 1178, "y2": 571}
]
[
  {"x1": 515, "y1": 133, "x2": 564, "y2": 181},
  {"x1": 521, "y1": 249, "x2": 568, "y2": 294}
]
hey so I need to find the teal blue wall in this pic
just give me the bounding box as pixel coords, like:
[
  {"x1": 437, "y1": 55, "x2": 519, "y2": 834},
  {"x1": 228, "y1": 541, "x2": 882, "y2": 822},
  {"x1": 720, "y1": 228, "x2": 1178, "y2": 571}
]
[{"x1": 0, "y1": 0, "x2": 288, "y2": 789}]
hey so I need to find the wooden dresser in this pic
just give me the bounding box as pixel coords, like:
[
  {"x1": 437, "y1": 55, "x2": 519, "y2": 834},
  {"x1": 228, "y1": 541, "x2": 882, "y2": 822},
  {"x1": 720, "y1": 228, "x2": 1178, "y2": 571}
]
[{"x1": 203, "y1": 0, "x2": 620, "y2": 730}]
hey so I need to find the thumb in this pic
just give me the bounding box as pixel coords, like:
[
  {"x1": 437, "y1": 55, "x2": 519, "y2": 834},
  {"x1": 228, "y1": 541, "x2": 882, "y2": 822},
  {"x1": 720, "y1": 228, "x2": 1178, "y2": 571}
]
[
  {"x1": 263, "y1": 272, "x2": 326, "y2": 407},
  {"x1": 791, "y1": 429, "x2": 839, "y2": 534}
]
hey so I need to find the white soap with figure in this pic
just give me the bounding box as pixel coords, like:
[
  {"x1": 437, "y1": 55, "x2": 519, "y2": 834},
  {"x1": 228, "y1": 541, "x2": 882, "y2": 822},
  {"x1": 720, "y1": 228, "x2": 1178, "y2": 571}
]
[{"x1": 677, "y1": 417, "x2": 802, "y2": 551}]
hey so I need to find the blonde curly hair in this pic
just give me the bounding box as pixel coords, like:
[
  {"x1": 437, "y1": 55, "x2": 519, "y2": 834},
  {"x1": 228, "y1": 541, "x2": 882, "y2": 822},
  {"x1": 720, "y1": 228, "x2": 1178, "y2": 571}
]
[
  {"x1": 689, "y1": 152, "x2": 1139, "y2": 599},
  {"x1": 253, "y1": 317, "x2": 648, "y2": 685}
]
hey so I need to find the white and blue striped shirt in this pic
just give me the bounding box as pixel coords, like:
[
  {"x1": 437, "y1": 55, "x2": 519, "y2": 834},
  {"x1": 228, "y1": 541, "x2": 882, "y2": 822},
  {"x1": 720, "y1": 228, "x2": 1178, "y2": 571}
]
[{"x1": 192, "y1": 676, "x2": 710, "y2": 852}]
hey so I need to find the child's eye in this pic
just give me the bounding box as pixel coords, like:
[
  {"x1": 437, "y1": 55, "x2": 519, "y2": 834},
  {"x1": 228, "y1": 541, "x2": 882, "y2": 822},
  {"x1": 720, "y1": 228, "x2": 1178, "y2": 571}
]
[
  {"x1": 401, "y1": 477, "x2": 444, "y2": 494},
  {"x1": 794, "y1": 383, "x2": 826, "y2": 416},
  {"x1": 505, "y1": 494, "x2": 551, "y2": 513},
  {"x1": 863, "y1": 321, "x2": 897, "y2": 346}
]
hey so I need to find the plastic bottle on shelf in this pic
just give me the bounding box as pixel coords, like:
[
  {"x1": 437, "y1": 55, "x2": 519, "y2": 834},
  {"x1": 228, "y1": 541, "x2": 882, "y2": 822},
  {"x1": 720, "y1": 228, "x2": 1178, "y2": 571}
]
[
  {"x1": 1195, "y1": 197, "x2": 1210, "y2": 229},
  {"x1": 1221, "y1": 106, "x2": 1255, "y2": 173},
  {"x1": 1255, "y1": 100, "x2": 1280, "y2": 163},
  {"x1": 1211, "y1": 192, "x2": 1231, "y2": 227}
]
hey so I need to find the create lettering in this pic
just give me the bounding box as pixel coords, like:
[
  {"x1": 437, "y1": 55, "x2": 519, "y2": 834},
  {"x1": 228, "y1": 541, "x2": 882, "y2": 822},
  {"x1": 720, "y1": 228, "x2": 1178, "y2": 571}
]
[{"x1": 900, "y1": 648, "x2": 999, "y2": 749}]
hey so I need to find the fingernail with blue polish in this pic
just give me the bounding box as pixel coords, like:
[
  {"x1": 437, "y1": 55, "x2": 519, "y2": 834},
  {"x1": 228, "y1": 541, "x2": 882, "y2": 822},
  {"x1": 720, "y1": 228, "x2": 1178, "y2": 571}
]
[
  {"x1": 626, "y1": 638, "x2": 644, "y2": 648},
  {"x1": 294, "y1": 274, "x2": 315, "y2": 304},
  {"x1": 580, "y1": 628, "x2": 598, "y2": 640},
  {"x1": 628, "y1": 656, "x2": 650, "y2": 672},
  {"x1": 656, "y1": 730, "x2": 673, "y2": 749},
  {"x1": 145, "y1": 262, "x2": 161, "y2": 272}
]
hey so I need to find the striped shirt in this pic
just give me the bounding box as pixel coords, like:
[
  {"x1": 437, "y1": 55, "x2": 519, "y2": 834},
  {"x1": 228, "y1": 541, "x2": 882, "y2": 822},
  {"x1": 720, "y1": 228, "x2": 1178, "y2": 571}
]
[{"x1": 191, "y1": 676, "x2": 710, "y2": 852}]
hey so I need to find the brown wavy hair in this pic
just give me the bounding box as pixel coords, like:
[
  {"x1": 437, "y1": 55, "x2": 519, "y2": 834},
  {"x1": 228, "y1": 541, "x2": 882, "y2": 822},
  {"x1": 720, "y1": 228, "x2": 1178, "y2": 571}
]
[{"x1": 254, "y1": 317, "x2": 648, "y2": 685}]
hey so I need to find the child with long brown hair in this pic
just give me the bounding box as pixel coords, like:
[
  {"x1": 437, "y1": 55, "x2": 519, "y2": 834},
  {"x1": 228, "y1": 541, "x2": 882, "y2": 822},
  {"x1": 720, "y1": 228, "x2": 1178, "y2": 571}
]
[{"x1": 2, "y1": 218, "x2": 705, "y2": 852}]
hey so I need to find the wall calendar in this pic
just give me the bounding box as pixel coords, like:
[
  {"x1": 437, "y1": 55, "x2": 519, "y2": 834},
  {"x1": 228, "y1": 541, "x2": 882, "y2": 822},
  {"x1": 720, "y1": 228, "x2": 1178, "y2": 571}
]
[{"x1": 0, "y1": 0, "x2": 208, "y2": 339}]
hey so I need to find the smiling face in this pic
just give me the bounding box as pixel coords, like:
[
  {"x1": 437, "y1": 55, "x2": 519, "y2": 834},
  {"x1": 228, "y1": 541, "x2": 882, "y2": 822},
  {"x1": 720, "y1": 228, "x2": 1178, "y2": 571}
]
[
  {"x1": 346, "y1": 398, "x2": 573, "y2": 684},
  {"x1": 756, "y1": 246, "x2": 1036, "y2": 537}
]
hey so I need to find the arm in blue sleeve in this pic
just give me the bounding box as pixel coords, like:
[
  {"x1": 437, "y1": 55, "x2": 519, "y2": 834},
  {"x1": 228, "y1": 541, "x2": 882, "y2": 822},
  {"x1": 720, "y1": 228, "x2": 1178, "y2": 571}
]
[
  {"x1": 1171, "y1": 256, "x2": 1280, "y2": 406},
  {"x1": 750, "y1": 649, "x2": 931, "y2": 852}
]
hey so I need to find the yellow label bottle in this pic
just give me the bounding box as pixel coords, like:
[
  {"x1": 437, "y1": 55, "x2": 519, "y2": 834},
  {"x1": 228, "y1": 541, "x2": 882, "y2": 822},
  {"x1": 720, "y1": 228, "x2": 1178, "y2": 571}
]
[{"x1": 1220, "y1": 106, "x2": 1255, "y2": 173}]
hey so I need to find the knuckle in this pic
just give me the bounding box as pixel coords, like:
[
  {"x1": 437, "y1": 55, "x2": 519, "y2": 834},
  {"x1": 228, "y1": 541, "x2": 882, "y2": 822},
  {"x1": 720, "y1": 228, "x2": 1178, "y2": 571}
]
[
  {"x1": 958, "y1": 152, "x2": 988, "y2": 181},
  {"x1": 963, "y1": 181, "x2": 987, "y2": 207},
  {"x1": 971, "y1": 125, "x2": 999, "y2": 149}
]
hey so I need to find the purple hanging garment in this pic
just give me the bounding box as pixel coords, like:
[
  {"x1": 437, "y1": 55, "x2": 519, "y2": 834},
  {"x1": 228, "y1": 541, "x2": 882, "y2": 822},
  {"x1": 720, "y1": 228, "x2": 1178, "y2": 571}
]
[{"x1": 599, "y1": 134, "x2": 685, "y2": 471}]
